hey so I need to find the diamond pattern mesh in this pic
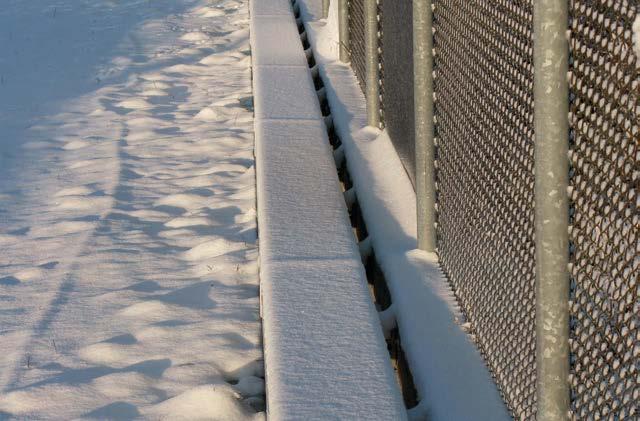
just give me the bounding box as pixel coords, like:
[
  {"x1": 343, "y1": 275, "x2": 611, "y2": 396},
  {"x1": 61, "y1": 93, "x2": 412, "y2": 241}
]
[
  {"x1": 341, "y1": 0, "x2": 639, "y2": 418},
  {"x1": 568, "y1": 1, "x2": 640, "y2": 419},
  {"x1": 432, "y1": 0, "x2": 537, "y2": 418},
  {"x1": 378, "y1": 0, "x2": 415, "y2": 184},
  {"x1": 347, "y1": 0, "x2": 366, "y2": 90}
]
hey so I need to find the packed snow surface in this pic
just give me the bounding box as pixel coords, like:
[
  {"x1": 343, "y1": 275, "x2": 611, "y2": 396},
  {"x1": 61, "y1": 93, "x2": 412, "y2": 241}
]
[{"x1": 0, "y1": 0, "x2": 263, "y2": 419}]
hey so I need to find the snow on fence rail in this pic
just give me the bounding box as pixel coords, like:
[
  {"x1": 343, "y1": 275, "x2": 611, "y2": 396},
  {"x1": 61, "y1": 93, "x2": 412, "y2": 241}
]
[{"x1": 332, "y1": 0, "x2": 639, "y2": 419}]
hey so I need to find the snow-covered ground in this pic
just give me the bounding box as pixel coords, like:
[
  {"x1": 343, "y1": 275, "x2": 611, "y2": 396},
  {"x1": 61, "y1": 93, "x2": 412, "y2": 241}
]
[{"x1": 0, "y1": 0, "x2": 263, "y2": 419}]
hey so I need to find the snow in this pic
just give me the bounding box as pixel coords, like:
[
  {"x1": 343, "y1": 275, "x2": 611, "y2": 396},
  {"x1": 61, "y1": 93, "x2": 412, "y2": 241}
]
[
  {"x1": 250, "y1": 0, "x2": 295, "y2": 17},
  {"x1": 298, "y1": 1, "x2": 511, "y2": 419},
  {"x1": 255, "y1": 126, "x2": 407, "y2": 414},
  {"x1": 250, "y1": 16, "x2": 308, "y2": 66},
  {"x1": 251, "y1": 2, "x2": 406, "y2": 418},
  {"x1": 256, "y1": 120, "x2": 360, "y2": 261},
  {"x1": 253, "y1": 66, "x2": 321, "y2": 119},
  {"x1": 143, "y1": 385, "x2": 255, "y2": 420},
  {"x1": 0, "y1": 0, "x2": 263, "y2": 419}
]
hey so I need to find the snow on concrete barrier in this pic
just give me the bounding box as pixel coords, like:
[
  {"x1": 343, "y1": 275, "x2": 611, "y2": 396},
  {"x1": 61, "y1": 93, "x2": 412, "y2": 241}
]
[{"x1": 250, "y1": 0, "x2": 407, "y2": 419}]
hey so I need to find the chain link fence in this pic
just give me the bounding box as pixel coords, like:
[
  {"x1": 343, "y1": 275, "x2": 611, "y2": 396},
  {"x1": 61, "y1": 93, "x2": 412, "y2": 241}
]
[
  {"x1": 568, "y1": 1, "x2": 639, "y2": 419},
  {"x1": 347, "y1": 0, "x2": 366, "y2": 89},
  {"x1": 378, "y1": 0, "x2": 415, "y2": 185},
  {"x1": 340, "y1": 0, "x2": 639, "y2": 419},
  {"x1": 432, "y1": 1, "x2": 537, "y2": 418}
]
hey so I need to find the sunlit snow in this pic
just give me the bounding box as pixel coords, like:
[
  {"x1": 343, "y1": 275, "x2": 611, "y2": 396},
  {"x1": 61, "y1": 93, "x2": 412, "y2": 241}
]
[{"x1": 0, "y1": 0, "x2": 263, "y2": 418}]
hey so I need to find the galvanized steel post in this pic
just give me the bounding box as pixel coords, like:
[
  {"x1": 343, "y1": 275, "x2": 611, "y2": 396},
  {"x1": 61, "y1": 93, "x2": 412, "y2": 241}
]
[
  {"x1": 322, "y1": 0, "x2": 330, "y2": 19},
  {"x1": 533, "y1": 1, "x2": 570, "y2": 420},
  {"x1": 364, "y1": 0, "x2": 380, "y2": 127},
  {"x1": 413, "y1": 0, "x2": 436, "y2": 252},
  {"x1": 338, "y1": 0, "x2": 350, "y2": 62}
]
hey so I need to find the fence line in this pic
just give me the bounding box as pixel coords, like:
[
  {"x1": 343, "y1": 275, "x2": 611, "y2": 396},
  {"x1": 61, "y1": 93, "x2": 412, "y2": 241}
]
[
  {"x1": 337, "y1": 0, "x2": 639, "y2": 419},
  {"x1": 432, "y1": 1, "x2": 539, "y2": 417},
  {"x1": 567, "y1": 1, "x2": 639, "y2": 419},
  {"x1": 347, "y1": 0, "x2": 366, "y2": 89},
  {"x1": 379, "y1": 0, "x2": 416, "y2": 183}
]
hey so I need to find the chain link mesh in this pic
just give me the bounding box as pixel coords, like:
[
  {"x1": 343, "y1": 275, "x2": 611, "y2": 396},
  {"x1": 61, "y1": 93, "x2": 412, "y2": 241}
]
[
  {"x1": 347, "y1": 0, "x2": 366, "y2": 90},
  {"x1": 568, "y1": 1, "x2": 640, "y2": 419},
  {"x1": 378, "y1": 0, "x2": 415, "y2": 184},
  {"x1": 432, "y1": 0, "x2": 537, "y2": 418},
  {"x1": 342, "y1": 0, "x2": 639, "y2": 418}
]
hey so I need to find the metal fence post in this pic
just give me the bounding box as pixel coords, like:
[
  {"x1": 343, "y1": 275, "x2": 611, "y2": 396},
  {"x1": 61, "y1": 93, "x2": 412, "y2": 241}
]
[
  {"x1": 533, "y1": 1, "x2": 570, "y2": 420},
  {"x1": 364, "y1": 0, "x2": 380, "y2": 127},
  {"x1": 338, "y1": 0, "x2": 350, "y2": 62},
  {"x1": 413, "y1": 0, "x2": 436, "y2": 252},
  {"x1": 322, "y1": 0, "x2": 330, "y2": 19}
]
